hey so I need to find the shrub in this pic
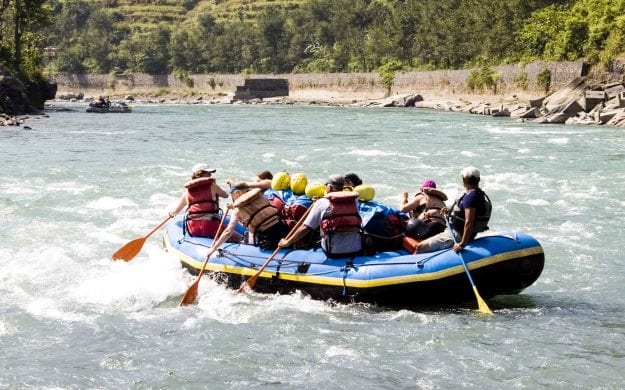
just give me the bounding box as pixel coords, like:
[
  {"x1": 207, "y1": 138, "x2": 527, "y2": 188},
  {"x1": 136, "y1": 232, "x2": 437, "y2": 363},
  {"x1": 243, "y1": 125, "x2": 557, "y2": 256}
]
[
  {"x1": 537, "y1": 68, "x2": 551, "y2": 94},
  {"x1": 466, "y1": 65, "x2": 501, "y2": 93}
]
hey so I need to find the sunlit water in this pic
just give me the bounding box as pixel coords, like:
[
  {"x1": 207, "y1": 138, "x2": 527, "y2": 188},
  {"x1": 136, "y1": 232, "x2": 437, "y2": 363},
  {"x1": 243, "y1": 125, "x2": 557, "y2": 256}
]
[{"x1": 1, "y1": 102, "x2": 624, "y2": 388}]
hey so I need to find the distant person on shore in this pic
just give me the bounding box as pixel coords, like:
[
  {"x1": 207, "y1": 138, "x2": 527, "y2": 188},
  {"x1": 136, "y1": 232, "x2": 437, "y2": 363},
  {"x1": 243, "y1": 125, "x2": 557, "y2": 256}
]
[
  {"x1": 400, "y1": 179, "x2": 448, "y2": 241},
  {"x1": 413, "y1": 167, "x2": 491, "y2": 253},
  {"x1": 207, "y1": 182, "x2": 289, "y2": 251},
  {"x1": 169, "y1": 163, "x2": 237, "y2": 239}
]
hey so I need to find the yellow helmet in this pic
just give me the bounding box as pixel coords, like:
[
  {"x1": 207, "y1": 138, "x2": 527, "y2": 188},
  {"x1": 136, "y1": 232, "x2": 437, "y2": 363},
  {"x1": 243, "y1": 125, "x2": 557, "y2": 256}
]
[
  {"x1": 290, "y1": 173, "x2": 308, "y2": 195},
  {"x1": 354, "y1": 184, "x2": 375, "y2": 201},
  {"x1": 271, "y1": 171, "x2": 290, "y2": 190},
  {"x1": 305, "y1": 182, "x2": 326, "y2": 198}
]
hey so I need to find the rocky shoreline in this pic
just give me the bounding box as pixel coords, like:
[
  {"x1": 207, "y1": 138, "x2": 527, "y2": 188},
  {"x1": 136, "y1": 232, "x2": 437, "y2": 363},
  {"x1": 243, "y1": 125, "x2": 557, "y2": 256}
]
[
  {"x1": 14, "y1": 75, "x2": 625, "y2": 129},
  {"x1": 0, "y1": 68, "x2": 56, "y2": 127}
]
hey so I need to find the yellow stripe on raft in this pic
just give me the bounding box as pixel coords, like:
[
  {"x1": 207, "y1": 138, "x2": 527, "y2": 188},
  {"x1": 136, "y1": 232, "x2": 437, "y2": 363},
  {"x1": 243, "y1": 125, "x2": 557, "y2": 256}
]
[{"x1": 163, "y1": 231, "x2": 543, "y2": 288}]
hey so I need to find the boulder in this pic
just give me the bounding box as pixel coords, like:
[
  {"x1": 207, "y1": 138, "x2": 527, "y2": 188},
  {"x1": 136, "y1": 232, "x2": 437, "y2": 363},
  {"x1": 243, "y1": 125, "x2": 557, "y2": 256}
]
[
  {"x1": 542, "y1": 77, "x2": 587, "y2": 113},
  {"x1": 24, "y1": 78, "x2": 57, "y2": 110},
  {"x1": 581, "y1": 90, "x2": 605, "y2": 112},
  {"x1": 604, "y1": 83, "x2": 624, "y2": 99}
]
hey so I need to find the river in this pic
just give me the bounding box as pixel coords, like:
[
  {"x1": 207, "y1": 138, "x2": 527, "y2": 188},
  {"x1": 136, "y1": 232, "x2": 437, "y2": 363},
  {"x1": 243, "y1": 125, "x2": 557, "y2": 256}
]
[{"x1": 1, "y1": 102, "x2": 624, "y2": 388}]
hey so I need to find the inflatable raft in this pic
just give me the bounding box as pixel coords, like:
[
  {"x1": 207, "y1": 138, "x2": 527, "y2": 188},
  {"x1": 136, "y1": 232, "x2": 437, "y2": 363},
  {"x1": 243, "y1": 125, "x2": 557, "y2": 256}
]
[
  {"x1": 163, "y1": 216, "x2": 544, "y2": 306},
  {"x1": 86, "y1": 102, "x2": 132, "y2": 113}
]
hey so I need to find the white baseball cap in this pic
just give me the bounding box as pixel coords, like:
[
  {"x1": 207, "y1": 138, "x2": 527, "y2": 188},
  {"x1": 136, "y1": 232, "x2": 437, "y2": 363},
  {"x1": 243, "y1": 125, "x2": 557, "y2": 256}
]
[
  {"x1": 461, "y1": 166, "x2": 480, "y2": 179},
  {"x1": 192, "y1": 163, "x2": 216, "y2": 175}
]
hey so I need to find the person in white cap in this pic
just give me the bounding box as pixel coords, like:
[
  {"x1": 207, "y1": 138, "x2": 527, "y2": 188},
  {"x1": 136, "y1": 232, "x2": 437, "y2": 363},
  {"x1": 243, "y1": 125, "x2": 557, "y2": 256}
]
[
  {"x1": 169, "y1": 163, "x2": 234, "y2": 238},
  {"x1": 413, "y1": 166, "x2": 492, "y2": 253}
]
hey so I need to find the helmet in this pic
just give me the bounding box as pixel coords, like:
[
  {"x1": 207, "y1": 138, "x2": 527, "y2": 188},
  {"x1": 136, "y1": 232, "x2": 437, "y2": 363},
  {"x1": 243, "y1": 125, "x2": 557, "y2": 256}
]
[
  {"x1": 290, "y1": 173, "x2": 308, "y2": 195},
  {"x1": 271, "y1": 171, "x2": 290, "y2": 190},
  {"x1": 353, "y1": 184, "x2": 375, "y2": 201},
  {"x1": 405, "y1": 217, "x2": 428, "y2": 240},
  {"x1": 305, "y1": 182, "x2": 326, "y2": 198}
]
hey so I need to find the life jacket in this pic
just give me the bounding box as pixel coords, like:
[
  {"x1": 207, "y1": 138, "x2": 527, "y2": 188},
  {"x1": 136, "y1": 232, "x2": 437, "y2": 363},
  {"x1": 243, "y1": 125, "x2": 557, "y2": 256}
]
[
  {"x1": 264, "y1": 189, "x2": 292, "y2": 216},
  {"x1": 411, "y1": 188, "x2": 447, "y2": 224},
  {"x1": 234, "y1": 188, "x2": 280, "y2": 233},
  {"x1": 283, "y1": 194, "x2": 313, "y2": 228},
  {"x1": 450, "y1": 188, "x2": 492, "y2": 238},
  {"x1": 184, "y1": 177, "x2": 218, "y2": 219},
  {"x1": 320, "y1": 192, "x2": 363, "y2": 258}
]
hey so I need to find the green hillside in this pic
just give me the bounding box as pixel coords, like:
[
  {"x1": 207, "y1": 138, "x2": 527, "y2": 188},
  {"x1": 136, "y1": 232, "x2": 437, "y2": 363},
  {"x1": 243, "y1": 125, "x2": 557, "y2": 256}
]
[
  {"x1": 102, "y1": 0, "x2": 304, "y2": 30},
  {"x1": 4, "y1": 0, "x2": 625, "y2": 80}
]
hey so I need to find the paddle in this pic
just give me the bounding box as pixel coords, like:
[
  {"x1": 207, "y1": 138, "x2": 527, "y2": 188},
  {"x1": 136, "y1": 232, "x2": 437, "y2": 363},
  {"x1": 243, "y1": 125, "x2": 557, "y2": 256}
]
[
  {"x1": 237, "y1": 203, "x2": 314, "y2": 293},
  {"x1": 443, "y1": 211, "x2": 493, "y2": 315},
  {"x1": 112, "y1": 215, "x2": 173, "y2": 262},
  {"x1": 179, "y1": 208, "x2": 230, "y2": 306}
]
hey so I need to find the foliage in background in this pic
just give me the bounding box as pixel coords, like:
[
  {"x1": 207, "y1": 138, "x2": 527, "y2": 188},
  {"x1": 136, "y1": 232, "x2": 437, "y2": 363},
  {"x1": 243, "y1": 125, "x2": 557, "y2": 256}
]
[
  {"x1": 466, "y1": 63, "x2": 502, "y2": 93},
  {"x1": 4, "y1": 0, "x2": 625, "y2": 83},
  {"x1": 0, "y1": 0, "x2": 53, "y2": 78},
  {"x1": 537, "y1": 68, "x2": 552, "y2": 94},
  {"x1": 376, "y1": 60, "x2": 406, "y2": 96}
]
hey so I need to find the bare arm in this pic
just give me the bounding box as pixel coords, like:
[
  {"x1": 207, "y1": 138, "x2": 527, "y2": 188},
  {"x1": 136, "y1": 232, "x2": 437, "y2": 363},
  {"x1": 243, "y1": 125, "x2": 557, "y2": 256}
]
[
  {"x1": 169, "y1": 193, "x2": 188, "y2": 217},
  {"x1": 454, "y1": 207, "x2": 476, "y2": 252},
  {"x1": 400, "y1": 193, "x2": 423, "y2": 213},
  {"x1": 207, "y1": 208, "x2": 239, "y2": 252},
  {"x1": 246, "y1": 179, "x2": 271, "y2": 190},
  {"x1": 213, "y1": 183, "x2": 229, "y2": 198},
  {"x1": 278, "y1": 225, "x2": 312, "y2": 248}
]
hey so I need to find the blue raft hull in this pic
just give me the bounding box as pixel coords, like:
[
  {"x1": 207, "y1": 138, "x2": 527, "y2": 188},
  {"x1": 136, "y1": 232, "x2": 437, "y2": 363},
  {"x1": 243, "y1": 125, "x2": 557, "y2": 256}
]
[{"x1": 163, "y1": 217, "x2": 544, "y2": 306}]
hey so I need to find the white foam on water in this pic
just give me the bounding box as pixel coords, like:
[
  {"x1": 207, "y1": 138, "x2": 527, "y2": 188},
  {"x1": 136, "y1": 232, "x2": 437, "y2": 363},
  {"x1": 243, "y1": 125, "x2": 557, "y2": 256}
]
[
  {"x1": 280, "y1": 158, "x2": 302, "y2": 168},
  {"x1": 86, "y1": 196, "x2": 138, "y2": 210},
  {"x1": 324, "y1": 345, "x2": 360, "y2": 359},
  {"x1": 518, "y1": 148, "x2": 530, "y2": 154},
  {"x1": 486, "y1": 126, "x2": 525, "y2": 134},
  {"x1": 506, "y1": 198, "x2": 550, "y2": 207},
  {"x1": 487, "y1": 171, "x2": 548, "y2": 193},
  {"x1": 557, "y1": 220, "x2": 594, "y2": 240},
  {"x1": 71, "y1": 248, "x2": 186, "y2": 312},
  {"x1": 348, "y1": 149, "x2": 397, "y2": 157},
  {"x1": 1, "y1": 182, "x2": 37, "y2": 194},
  {"x1": 25, "y1": 297, "x2": 94, "y2": 324},
  {"x1": 460, "y1": 150, "x2": 477, "y2": 157},
  {"x1": 547, "y1": 137, "x2": 569, "y2": 145},
  {"x1": 188, "y1": 285, "x2": 331, "y2": 325}
]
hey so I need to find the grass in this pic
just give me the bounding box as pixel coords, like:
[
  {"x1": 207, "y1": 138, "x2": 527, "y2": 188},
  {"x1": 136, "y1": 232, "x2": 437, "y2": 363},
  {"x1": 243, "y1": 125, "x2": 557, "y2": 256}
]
[{"x1": 99, "y1": 0, "x2": 306, "y2": 30}]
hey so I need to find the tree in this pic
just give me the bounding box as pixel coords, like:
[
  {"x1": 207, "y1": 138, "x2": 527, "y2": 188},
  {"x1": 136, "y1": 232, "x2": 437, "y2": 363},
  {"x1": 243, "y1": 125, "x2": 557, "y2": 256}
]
[{"x1": 0, "y1": 0, "x2": 52, "y2": 76}]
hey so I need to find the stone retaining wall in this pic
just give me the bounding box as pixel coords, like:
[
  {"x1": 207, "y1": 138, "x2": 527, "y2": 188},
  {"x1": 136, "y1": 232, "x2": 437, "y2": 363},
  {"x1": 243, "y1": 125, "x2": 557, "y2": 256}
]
[{"x1": 50, "y1": 60, "x2": 586, "y2": 96}]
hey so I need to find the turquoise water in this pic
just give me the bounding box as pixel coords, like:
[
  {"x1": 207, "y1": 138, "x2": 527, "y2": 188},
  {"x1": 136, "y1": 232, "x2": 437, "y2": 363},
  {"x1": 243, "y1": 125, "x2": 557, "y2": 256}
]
[{"x1": 1, "y1": 102, "x2": 624, "y2": 388}]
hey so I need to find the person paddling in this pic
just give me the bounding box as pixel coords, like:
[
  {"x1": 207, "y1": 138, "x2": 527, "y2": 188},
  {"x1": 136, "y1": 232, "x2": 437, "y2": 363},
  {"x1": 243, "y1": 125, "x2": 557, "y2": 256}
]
[
  {"x1": 413, "y1": 167, "x2": 491, "y2": 253},
  {"x1": 206, "y1": 182, "x2": 289, "y2": 253},
  {"x1": 169, "y1": 163, "x2": 232, "y2": 238}
]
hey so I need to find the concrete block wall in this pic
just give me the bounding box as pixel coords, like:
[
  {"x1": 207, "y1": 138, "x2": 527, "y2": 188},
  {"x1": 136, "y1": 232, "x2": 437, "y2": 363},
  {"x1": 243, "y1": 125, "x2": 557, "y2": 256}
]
[{"x1": 50, "y1": 60, "x2": 587, "y2": 96}]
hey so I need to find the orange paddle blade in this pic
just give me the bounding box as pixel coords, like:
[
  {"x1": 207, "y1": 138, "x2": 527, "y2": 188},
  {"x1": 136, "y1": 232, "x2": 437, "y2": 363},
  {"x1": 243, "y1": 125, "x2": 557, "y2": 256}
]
[
  {"x1": 112, "y1": 236, "x2": 147, "y2": 261},
  {"x1": 112, "y1": 216, "x2": 172, "y2": 262},
  {"x1": 179, "y1": 275, "x2": 202, "y2": 306}
]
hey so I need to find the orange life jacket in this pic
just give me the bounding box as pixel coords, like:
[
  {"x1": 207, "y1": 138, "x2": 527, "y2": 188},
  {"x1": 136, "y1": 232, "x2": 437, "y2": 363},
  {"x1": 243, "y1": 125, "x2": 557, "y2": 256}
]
[
  {"x1": 184, "y1": 177, "x2": 218, "y2": 219},
  {"x1": 320, "y1": 192, "x2": 363, "y2": 258}
]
